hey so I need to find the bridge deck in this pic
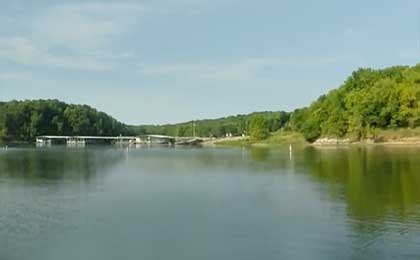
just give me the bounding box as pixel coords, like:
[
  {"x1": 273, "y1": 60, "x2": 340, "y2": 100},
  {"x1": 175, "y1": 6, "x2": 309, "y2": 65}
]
[
  {"x1": 36, "y1": 135, "x2": 202, "y2": 145},
  {"x1": 36, "y1": 135, "x2": 177, "y2": 141},
  {"x1": 37, "y1": 136, "x2": 139, "y2": 140}
]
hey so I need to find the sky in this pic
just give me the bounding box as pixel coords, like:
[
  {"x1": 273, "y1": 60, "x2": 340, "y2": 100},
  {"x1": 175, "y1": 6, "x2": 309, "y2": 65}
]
[{"x1": 0, "y1": 0, "x2": 419, "y2": 124}]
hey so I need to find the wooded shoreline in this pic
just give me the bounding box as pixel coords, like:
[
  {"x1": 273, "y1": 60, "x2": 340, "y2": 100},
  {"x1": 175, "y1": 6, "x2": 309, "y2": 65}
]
[{"x1": 2, "y1": 64, "x2": 420, "y2": 144}]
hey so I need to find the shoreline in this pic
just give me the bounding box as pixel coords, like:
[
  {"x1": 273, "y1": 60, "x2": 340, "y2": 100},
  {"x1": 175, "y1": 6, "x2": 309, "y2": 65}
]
[
  {"x1": 6, "y1": 134, "x2": 420, "y2": 148},
  {"x1": 311, "y1": 137, "x2": 420, "y2": 147},
  {"x1": 204, "y1": 134, "x2": 420, "y2": 148}
]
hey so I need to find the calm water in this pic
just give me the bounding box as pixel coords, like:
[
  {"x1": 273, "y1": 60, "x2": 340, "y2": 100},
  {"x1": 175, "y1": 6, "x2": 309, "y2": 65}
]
[{"x1": 1, "y1": 146, "x2": 420, "y2": 260}]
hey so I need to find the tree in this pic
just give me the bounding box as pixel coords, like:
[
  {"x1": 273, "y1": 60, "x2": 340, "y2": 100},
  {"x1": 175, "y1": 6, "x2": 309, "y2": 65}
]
[
  {"x1": 248, "y1": 115, "x2": 269, "y2": 141},
  {"x1": 301, "y1": 118, "x2": 321, "y2": 143}
]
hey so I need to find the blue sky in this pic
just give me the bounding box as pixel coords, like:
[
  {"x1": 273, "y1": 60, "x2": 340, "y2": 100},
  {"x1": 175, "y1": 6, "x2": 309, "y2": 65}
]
[{"x1": 0, "y1": 0, "x2": 419, "y2": 124}]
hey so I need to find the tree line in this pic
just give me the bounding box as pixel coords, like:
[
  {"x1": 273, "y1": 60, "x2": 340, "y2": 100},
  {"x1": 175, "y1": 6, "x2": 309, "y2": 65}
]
[
  {"x1": 0, "y1": 99, "x2": 289, "y2": 142},
  {"x1": 2, "y1": 63, "x2": 420, "y2": 143},
  {"x1": 130, "y1": 111, "x2": 290, "y2": 139},
  {"x1": 0, "y1": 100, "x2": 130, "y2": 142}
]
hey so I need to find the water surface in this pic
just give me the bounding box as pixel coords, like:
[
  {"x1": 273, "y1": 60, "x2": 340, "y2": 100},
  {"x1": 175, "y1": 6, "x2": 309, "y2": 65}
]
[{"x1": 1, "y1": 146, "x2": 420, "y2": 259}]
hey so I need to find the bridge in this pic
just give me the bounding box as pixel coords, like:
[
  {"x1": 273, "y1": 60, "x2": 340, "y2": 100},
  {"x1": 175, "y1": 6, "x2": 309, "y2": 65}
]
[{"x1": 36, "y1": 135, "x2": 203, "y2": 146}]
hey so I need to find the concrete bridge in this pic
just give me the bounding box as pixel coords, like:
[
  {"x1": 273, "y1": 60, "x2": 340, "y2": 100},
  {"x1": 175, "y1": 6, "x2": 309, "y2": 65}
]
[{"x1": 36, "y1": 135, "x2": 203, "y2": 146}]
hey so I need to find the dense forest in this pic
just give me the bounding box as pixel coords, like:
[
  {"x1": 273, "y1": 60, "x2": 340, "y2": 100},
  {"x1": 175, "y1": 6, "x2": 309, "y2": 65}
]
[
  {"x1": 2, "y1": 64, "x2": 420, "y2": 143},
  {"x1": 288, "y1": 64, "x2": 420, "y2": 142},
  {"x1": 0, "y1": 100, "x2": 130, "y2": 142}
]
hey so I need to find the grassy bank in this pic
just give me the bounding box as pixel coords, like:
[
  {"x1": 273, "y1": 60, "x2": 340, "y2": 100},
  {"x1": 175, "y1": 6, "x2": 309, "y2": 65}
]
[
  {"x1": 209, "y1": 131, "x2": 307, "y2": 147},
  {"x1": 210, "y1": 127, "x2": 420, "y2": 147}
]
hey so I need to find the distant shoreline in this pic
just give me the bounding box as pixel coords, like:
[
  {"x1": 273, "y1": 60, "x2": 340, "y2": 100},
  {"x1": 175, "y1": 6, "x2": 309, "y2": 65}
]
[
  {"x1": 312, "y1": 137, "x2": 420, "y2": 147},
  {"x1": 5, "y1": 131, "x2": 420, "y2": 148},
  {"x1": 205, "y1": 130, "x2": 420, "y2": 148}
]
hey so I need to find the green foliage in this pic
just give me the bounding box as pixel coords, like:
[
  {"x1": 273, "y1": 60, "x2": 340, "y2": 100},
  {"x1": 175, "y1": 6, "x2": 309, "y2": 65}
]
[
  {"x1": 301, "y1": 118, "x2": 321, "y2": 142},
  {"x1": 264, "y1": 131, "x2": 306, "y2": 145},
  {"x1": 0, "y1": 100, "x2": 130, "y2": 142},
  {"x1": 290, "y1": 64, "x2": 420, "y2": 142},
  {"x1": 132, "y1": 111, "x2": 290, "y2": 138},
  {"x1": 248, "y1": 115, "x2": 270, "y2": 140}
]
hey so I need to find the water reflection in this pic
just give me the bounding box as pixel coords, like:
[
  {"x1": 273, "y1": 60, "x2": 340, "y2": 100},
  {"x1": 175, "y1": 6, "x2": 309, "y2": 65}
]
[
  {"x1": 0, "y1": 147, "x2": 125, "y2": 181},
  {"x1": 4, "y1": 145, "x2": 413, "y2": 225},
  {"x1": 120, "y1": 145, "x2": 420, "y2": 224},
  {"x1": 1, "y1": 146, "x2": 420, "y2": 260},
  {"x1": 299, "y1": 146, "x2": 420, "y2": 222},
  {"x1": 250, "y1": 147, "x2": 271, "y2": 162},
  {"x1": 0, "y1": 147, "x2": 126, "y2": 260}
]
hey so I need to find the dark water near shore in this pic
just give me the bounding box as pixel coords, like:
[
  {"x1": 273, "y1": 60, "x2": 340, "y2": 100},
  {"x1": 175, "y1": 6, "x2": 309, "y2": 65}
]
[{"x1": 1, "y1": 146, "x2": 420, "y2": 259}]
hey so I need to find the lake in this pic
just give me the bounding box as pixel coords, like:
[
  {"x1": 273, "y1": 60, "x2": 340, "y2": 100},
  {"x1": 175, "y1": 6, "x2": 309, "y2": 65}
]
[{"x1": 1, "y1": 145, "x2": 420, "y2": 260}]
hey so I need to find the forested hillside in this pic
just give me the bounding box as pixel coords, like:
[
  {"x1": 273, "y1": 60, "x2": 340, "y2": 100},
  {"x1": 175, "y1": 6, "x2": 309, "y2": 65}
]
[
  {"x1": 0, "y1": 100, "x2": 130, "y2": 142},
  {"x1": 288, "y1": 64, "x2": 420, "y2": 142},
  {"x1": 131, "y1": 111, "x2": 290, "y2": 138}
]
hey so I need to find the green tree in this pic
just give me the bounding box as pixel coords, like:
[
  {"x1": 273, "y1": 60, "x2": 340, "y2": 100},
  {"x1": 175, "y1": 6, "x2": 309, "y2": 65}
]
[{"x1": 248, "y1": 115, "x2": 269, "y2": 140}]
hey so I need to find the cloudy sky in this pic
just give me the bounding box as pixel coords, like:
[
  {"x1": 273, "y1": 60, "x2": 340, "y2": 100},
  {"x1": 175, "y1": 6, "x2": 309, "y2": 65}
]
[{"x1": 0, "y1": 0, "x2": 419, "y2": 124}]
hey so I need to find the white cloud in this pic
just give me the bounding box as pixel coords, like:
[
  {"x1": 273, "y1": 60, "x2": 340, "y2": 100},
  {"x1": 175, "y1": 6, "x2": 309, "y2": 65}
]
[
  {"x1": 0, "y1": 0, "x2": 230, "y2": 71},
  {"x1": 0, "y1": 2, "x2": 147, "y2": 71},
  {"x1": 0, "y1": 37, "x2": 113, "y2": 71},
  {"x1": 32, "y1": 3, "x2": 145, "y2": 50}
]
